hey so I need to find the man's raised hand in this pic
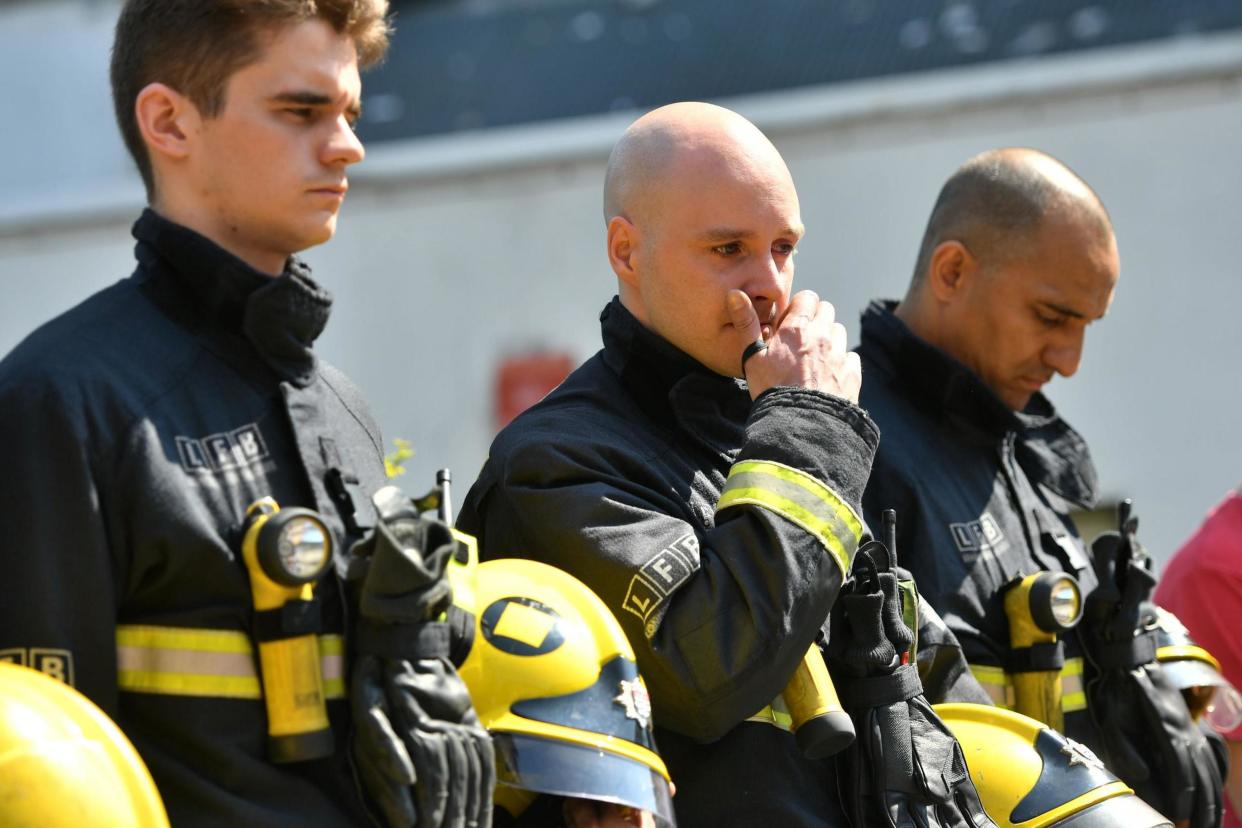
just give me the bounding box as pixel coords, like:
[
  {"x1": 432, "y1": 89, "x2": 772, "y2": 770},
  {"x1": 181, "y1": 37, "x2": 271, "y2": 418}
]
[{"x1": 727, "y1": 288, "x2": 861, "y2": 403}]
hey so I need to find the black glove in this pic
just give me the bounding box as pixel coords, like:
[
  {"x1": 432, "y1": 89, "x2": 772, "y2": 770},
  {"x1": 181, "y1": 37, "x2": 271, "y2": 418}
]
[
  {"x1": 1082, "y1": 504, "x2": 1225, "y2": 828},
  {"x1": 349, "y1": 486, "x2": 494, "y2": 828},
  {"x1": 827, "y1": 544, "x2": 997, "y2": 828}
]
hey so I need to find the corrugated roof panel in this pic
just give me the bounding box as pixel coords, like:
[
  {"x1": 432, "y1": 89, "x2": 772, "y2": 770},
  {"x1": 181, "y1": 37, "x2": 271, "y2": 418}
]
[{"x1": 356, "y1": 0, "x2": 1242, "y2": 143}]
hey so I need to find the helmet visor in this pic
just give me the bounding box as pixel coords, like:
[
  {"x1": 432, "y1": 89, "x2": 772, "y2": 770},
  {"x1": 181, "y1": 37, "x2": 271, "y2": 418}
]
[
  {"x1": 493, "y1": 732, "x2": 676, "y2": 828},
  {"x1": 1160, "y1": 659, "x2": 1230, "y2": 691},
  {"x1": 1157, "y1": 660, "x2": 1242, "y2": 731},
  {"x1": 1049, "y1": 793, "x2": 1172, "y2": 828}
]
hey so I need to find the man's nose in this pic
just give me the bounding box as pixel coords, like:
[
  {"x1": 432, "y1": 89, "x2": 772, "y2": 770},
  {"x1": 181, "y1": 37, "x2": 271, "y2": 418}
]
[
  {"x1": 1044, "y1": 327, "x2": 1085, "y2": 378},
  {"x1": 324, "y1": 116, "x2": 365, "y2": 167},
  {"x1": 744, "y1": 256, "x2": 786, "y2": 322}
]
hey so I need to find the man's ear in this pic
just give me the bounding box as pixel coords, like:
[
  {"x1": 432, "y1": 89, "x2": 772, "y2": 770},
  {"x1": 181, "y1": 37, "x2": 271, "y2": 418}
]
[
  {"x1": 135, "y1": 82, "x2": 199, "y2": 165},
  {"x1": 606, "y1": 215, "x2": 641, "y2": 289},
  {"x1": 926, "y1": 240, "x2": 978, "y2": 303}
]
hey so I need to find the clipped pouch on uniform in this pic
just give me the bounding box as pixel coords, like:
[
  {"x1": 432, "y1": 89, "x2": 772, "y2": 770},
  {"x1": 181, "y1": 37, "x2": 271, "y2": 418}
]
[
  {"x1": 827, "y1": 541, "x2": 998, "y2": 828},
  {"x1": 1081, "y1": 501, "x2": 1226, "y2": 828}
]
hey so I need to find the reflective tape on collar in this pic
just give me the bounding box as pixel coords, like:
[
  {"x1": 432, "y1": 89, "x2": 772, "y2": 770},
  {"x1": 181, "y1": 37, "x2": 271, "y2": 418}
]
[
  {"x1": 117, "y1": 625, "x2": 345, "y2": 700},
  {"x1": 969, "y1": 657, "x2": 1086, "y2": 713},
  {"x1": 716, "y1": 460, "x2": 863, "y2": 577}
]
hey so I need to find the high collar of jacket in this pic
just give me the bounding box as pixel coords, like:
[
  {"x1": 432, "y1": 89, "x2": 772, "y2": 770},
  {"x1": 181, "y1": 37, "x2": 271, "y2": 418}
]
[
  {"x1": 599, "y1": 297, "x2": 752, "y2": 448},
  {"x1": 132, "y1": 208, "x2": 331, "y2": 386},
  {"x1": 860, "y1": 299, "x2": 1098, "y2": 508}
]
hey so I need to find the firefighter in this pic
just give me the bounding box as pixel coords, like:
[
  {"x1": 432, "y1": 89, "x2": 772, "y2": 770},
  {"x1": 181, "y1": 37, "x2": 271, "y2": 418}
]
[
  {"x1": 458, "y1": 102, "x2": 989, "y2": 827},
  {"x1": 856, "y1": 147, "x2": 1225, "y2": 826},
  {"x1": 0, "y1": 2, "x2": 490, "y2": 825}
]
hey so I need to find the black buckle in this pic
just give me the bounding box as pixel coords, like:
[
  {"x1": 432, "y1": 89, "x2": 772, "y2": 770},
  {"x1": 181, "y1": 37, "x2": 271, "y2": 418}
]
[{"x1": 326, "y1": 468, "x2": 374, "y2": 535}]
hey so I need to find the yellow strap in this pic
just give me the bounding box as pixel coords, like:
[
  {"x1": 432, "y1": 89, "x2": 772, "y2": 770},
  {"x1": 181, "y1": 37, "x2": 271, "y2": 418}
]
[
  {"x1": 116, "y1": 625, "x2": 345, "y2": 700},
  {"x1": 969, "y1": 657, "x2": 1085, "y2": 713},
  {"x1": 717, "y1": 460, "x2": 863, "y2": 577}
]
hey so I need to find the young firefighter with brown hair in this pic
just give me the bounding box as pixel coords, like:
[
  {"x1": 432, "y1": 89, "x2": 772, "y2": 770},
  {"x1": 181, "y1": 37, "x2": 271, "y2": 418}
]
[{"x1": 0, "y1": 2, "x2": 491, "y2": 825}]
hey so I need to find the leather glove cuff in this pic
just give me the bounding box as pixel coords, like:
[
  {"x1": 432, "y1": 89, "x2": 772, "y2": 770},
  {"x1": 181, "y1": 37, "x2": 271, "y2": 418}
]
[
  {"x1": 357, "y1": 620, "x2": 452, "y2": 662},
  {"x1": 837, "y1": 664, "x2": 923, "y2": 711},
  {"x1": 1091, "y1": 629, "x2": 1158, "y2": 670}
]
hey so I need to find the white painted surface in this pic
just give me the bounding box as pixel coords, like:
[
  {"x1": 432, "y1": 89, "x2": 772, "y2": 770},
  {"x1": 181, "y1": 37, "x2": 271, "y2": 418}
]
[{"x1": 2, "y1": 2, "x2": 1239, "y2": 563}]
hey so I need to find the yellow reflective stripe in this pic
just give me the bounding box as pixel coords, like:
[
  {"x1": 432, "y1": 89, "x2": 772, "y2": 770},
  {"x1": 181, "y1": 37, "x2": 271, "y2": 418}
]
[
  {"x1": 1061, "y1": 657, "x2": 1086, "y2": 712},
  {"x1": 746, "y1": 695, "x2": 793, "y2": 732},
  {"x1": 321, "y1": 634, "x2": 345, "y2": 700},
  {"x1": 970, "y1": 664, "x2": 1016, "y2": 708},
  {"x1": 118, "y1": 625, "x2": 252, "y2": 653},
  {"x1": 118, "y1": 670, "x2": 262, "y2": 699},
  {"x1": 117, "y1": 625, "x2": 346, "y2": 700},
  {"x1": 1061, "y1": 691, "x2": 1087, "y2": 712},
  {"x1": 717, "y1": 460, "x2": 863, "y2": 577},
  {"x1": 969, "y1": 657, "x2": 1086, "y2": 712},
  {"x1": 118, "y1": 626, "x2": 260, "y2": 699}
]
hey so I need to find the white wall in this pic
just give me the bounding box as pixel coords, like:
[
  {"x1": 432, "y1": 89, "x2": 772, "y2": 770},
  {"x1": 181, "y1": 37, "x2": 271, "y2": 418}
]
[{"x1": 2, "y1": 14, "x2": 1240, "y2": 564}]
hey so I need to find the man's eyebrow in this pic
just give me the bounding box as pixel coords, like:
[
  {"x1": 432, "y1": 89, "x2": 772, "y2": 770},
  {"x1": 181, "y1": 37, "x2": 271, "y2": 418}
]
[
  {"x1": 698, "y1": 225, "x2": 804, "y2": 242},
  {"x1": 1039, "y1": 300, "x2": 1086, "y2": 319},
  {"x1": 699, "y1": 227, "x2": 753, "y2": 242},
  {"x1": 269, "y1": 91, "x2": 333, "y2": 106},
  {"x1": 270, "y1": 91, "x2": 362, "y2": 119}
]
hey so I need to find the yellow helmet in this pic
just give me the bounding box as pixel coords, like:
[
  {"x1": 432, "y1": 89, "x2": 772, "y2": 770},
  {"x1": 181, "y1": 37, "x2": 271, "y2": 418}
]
[
  {"x1": 0, "y1": 663, "x2": 170, "y2": 827},
  {"x1": 936, "y1": 703, "x2": 1171, "y2": 827},
  {"x1": 454, "y1": 555, "x2": 675, "y2": 826}
]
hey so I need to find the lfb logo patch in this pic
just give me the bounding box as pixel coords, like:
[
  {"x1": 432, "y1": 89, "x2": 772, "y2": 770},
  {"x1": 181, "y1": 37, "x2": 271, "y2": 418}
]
[
  {"x1": 0, "y1": 648, "x2": 75, "y2": 686},
  {"x1": 176, "y1": 423, "x2": 269, "y2": 473},
  {"x1": 622, "y1": 533, "x2": 699, "y2": 639},
  {"x1": 949, "y1": 512, "x2": 1008, "y2": 556}
]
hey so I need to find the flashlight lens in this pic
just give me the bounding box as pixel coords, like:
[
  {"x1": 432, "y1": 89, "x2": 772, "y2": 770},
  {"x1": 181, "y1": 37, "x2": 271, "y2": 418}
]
[
  {"x1": 278, "y1": 517, "x2": 330, "y2": 580},
  {"x1": 1049, "y1": 579, "x2": 1081, "y2": 628}
]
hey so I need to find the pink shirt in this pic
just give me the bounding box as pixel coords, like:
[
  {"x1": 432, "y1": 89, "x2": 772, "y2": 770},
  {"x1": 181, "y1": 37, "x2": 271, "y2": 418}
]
[{"x1": 1155, "y1": 491, "x2": 1242, "y2": 828}]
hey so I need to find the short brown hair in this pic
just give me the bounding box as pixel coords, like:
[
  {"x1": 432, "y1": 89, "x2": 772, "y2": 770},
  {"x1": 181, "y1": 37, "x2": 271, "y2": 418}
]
[{"x1": 110, "y1": 0, "x2": 391, "y2": 196}]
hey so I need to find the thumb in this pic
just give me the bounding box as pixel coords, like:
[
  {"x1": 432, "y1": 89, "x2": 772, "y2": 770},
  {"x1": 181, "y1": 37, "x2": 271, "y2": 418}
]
[{"x1": 727, "y1": 290, "x2": 763, "y2": 344}]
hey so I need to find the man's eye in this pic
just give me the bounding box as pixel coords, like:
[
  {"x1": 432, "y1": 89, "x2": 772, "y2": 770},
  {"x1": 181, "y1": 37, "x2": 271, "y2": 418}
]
[
  {"x1": 1036, "y1": 311, "x2": 1066, "y2": 327},
  {"x1": 773, "y1": 242, "x2": 797, "y2": 257},
  {"x1": 286, "y1": 107, "x2": 315, "y2": 120},
  {"x1": 711, "y1": 242, "x2": 742, "y2": 256}
]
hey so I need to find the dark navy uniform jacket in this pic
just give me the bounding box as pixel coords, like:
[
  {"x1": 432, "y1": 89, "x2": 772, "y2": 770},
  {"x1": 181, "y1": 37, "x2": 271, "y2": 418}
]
[
  {"x1": 0, "y1": 210, "x2": 389, "y2": 826},
  {"x1": 460, "y1": 298, "x2": 883, "y2": 827},
  {"x1": 857, "y1": 299, "x2": 1101, "y2": 745}
]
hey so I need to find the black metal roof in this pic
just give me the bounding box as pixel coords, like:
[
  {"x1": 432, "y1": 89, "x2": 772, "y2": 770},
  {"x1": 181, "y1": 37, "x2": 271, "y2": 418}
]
[{"x1": 356, "y1": 0, "x2": 1242, "y2": 144}]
